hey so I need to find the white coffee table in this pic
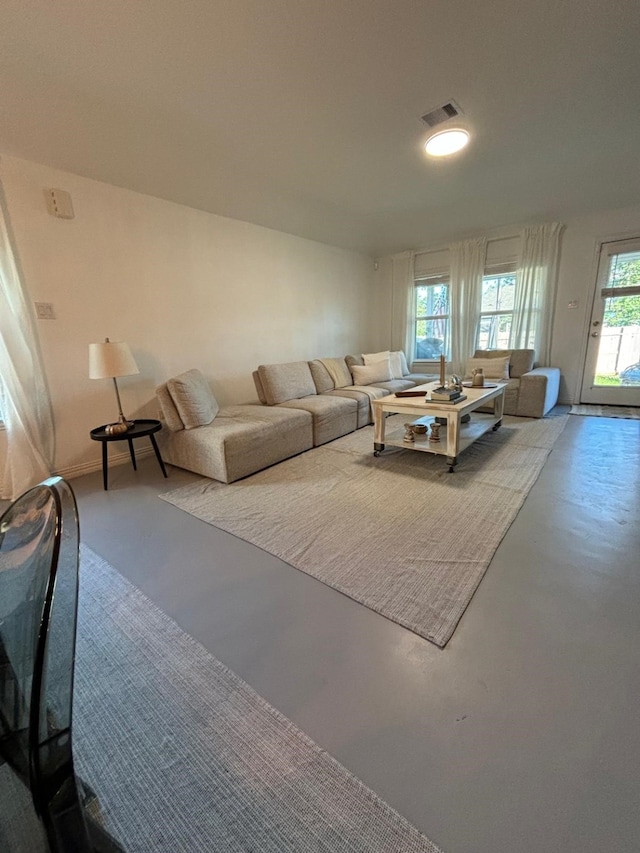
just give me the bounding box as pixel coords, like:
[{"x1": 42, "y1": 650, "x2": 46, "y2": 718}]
[{"x1": 371, "y1": 381, "x2": 506, "y2": 472}]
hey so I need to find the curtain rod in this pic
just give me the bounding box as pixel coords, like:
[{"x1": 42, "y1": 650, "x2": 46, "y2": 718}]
[{"x1": 414, "y1": 233, "x2": 520, "y2": 257}]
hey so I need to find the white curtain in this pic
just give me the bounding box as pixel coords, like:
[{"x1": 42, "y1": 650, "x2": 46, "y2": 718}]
[
  {"x1": 449, "y1": 237, "x2": 487, "y2": 374},
  {"x1": 0, "y1": 183, "x2": 55, "y2": 500},
  {"x1": 510, "y1": 222, "x2": 564, "y2": 365},
  {"x1": 390, "y1": 250, "x2": 416, "y2": 364}
]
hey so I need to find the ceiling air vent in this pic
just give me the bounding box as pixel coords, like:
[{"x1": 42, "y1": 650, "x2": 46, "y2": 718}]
[{"x1": 420, "y1": 100, "x2": 463, "y2": 128}]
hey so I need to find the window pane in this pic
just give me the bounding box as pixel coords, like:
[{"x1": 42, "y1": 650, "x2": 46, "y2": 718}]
[
  {"x1": 416, "y1": 283, "x2": 448, "y2": 315},
  {"x1": 482, "y1": 274, "x2": 516, "y2": 311},
  {"x1": 609, "y1": 251, "x2": 640, "y2": 289},
  {"x1": 415, "y1": 329, "x2": 445, "y2": 359},
  {"x1": 497, "y1": 275, "x2": 516, "y2": 310},
  {"x1": 497, "y1": 315, "x2": 512, "y2": 348},
  {"x1": 476, "y1": 313, "x2": 513, "y2": 350},
  {"x1": 481, "y1": 279, "x2": 498, "y2": 312},
  {"x1": 415, "y1": 283, "x2": 449, "y2": 359}
]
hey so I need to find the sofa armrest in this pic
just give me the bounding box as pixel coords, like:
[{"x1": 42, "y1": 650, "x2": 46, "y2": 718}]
[{"x1": 516, "y1": 367, "x2": 561, "y2": 418}]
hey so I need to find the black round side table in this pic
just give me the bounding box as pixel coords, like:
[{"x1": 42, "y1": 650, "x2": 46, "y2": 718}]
[{"x1": 90, "y1": 418, "x2": 168, "y2": 490}]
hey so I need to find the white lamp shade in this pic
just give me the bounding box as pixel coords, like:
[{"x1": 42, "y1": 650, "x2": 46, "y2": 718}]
[{"x1": 89, "y1": 340, "x2": 139, "y2": 379}]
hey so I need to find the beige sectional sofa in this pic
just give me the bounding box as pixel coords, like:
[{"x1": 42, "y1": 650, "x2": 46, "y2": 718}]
[
  {"x1": 156, "y1": 352, "x2": 437, "y2": 483},
  {"x1": 253, "y1": 354, "x2": 438, "y2": 439},
  {"x1": 155, "y1": 349, "x2": 559, "y2": 484}
]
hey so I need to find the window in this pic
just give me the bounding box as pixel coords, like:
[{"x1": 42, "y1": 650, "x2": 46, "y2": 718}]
[
  {"x1": 414, "y1": 275, "x2": 449, "y2": 360},
  {"x1": 476, "y1": 266, "x2": 516, "y2": 350}
]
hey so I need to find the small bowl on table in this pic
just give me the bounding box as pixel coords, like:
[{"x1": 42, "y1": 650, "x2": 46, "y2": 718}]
[{"x1": 412, "y1": 423, "x2": 428, "y2": 435}]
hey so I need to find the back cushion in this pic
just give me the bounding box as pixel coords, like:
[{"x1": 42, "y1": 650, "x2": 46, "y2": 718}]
[
  {"x1": 351, "y1": 359, "x2": 393, "y2": 385},
  {"x1": 156, "y1": 383, "x2": 184, "y2": 432},
  {"x1": 398, "y1": 351, "x2": 410, "y2": 376},
  {"x1": 166, "y1": 369, "x2": 219, "y2": 429},
  {"x1": 466, "y1": 356, "x2": 511, "y2": 380},
  {"x1": 508, "y1": 349, "x2": 535, "y2": 378},
  {"x1": 345, "y1": 354, "x2": 364, "y2": 375},
  {"x1": 253, "y1": 370, "x2": 267, "y2": 403},
  {"x1": 308, "y1": 360, "x2": 334, "y2": 393},
  {"x1": 364, "y1": 350, "x2": 404, "y2": 380},
  {"x1": 257, "y1": 361, "x2": 316, "y2": 405},
  {"x1": 473, "y1": 349, "x2": 535, "y2": 378}
]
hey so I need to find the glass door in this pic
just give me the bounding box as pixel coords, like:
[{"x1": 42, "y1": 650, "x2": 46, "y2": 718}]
[{"x1": 580, "y1": 238, "x2": 640, "y2": 405}]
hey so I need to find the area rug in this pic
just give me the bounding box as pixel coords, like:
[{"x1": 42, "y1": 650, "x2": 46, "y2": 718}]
[
  {"x1": 159, "y1": 414, "x2": 568, "y2": 647},
  {"x1": 570, "y1": 404, "x2": 640, "y2": 419},
  {"x1": 73, "y1": 545, "x2": 443, "y2": 853}
]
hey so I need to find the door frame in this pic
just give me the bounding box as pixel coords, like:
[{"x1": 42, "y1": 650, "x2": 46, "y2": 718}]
[{"x1": 578, "y1": 233, "x2": 640, "y2": 406}]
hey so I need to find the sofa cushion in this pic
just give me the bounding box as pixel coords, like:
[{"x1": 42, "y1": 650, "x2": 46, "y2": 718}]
[
  {"x1": 473, "y1": 349, "x2": 535, "y2": 379},
  {"x1": 156, "y1": 382, "x2": 185, "y2": 432},
  {"x1": 309, "y1": 358, "x2": 352, "y2": 391},
  {"x1": 351, "y1": 359, "x2": 393, "y2": 385},
  {"x1": 399, "y1": 351, "x2": 410, "y2": 377},
  {"x1": 257, "y1": 361, "x2": 316, "y2": 406},
  {"x1": 465, "y1": 356, "x2": 510, "y2": 381},
  {"x1": 166, "y1": 369, "x2": 219, "y2": 429},
  {"x1": 278, "y1": 395, "x2": 358, "y2": 446},
  {"x1": 308, "y1": 360, "x2": 334, "y2": 393},
  {"x1": 320, "y1": 357, "x2": 352, "y2": 388},
  {"x1": 345, "y1": 354, "x2": 364, "y2": 370},
  {"x1": 368, "y1": 378, "x2": 416, "y2": 394},
  {"x1": 252, "y1": 370, "x2": 268, "y2": 403},
  {"x1": 323, "y1": 388, "x2": 371, "y2": 428},
  {"x1": 156, "y1": 404, "x2": 313, "y2": 483},
  {"x1": 363, "y1": 350, "x2": 404, "y2": 380},
  {"x1": 404, "y1": 372, "x2": 438, "y2": 385}
]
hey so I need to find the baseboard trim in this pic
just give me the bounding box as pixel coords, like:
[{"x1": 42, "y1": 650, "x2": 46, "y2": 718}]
[{"x1": 56, "y1": 446, "x2": 154, "y2": 481}]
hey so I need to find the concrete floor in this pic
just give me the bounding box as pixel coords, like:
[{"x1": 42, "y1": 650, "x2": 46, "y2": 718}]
[{"x1": 70, "y1": 411, "x2": 640, "y2": 853}]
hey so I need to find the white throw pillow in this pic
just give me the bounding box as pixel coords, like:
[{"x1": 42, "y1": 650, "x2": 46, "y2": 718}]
[
  {"x1": 465, "y1": 356, "x2": 510, "y2": 381},
  {"x1": 363, "y1": 350, "x2": 390, "y2": 363},
  {"x1": 351, "y1": 358, "x2": 393, "y2": 385},
  {"x1": 363, "y1": 349, "x2": 404, "y2": 379}
]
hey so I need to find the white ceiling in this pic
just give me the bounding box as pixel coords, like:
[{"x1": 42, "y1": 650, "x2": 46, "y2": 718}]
[{"x1": 1, "y1": 0, "x2": 639, "y2": 256}]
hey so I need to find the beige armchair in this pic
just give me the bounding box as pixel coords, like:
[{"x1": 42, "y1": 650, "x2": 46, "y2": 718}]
[{"x1": 472, "y1": 349, "x2": 560, "y2": 417}]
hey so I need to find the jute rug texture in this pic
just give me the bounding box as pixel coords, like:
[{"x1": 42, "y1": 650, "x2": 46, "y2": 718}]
[
  {"x1": 160, "y1": 414, "x2": 568, "y2": 647},
  {"x1": 74, "y1": 546, "x2": 443, "y2": 853},
  {"x1": 570, "y1": 404, "x2": 640, "y2": 419}
]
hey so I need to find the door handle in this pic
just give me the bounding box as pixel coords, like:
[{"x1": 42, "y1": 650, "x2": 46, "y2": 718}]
[{"x1": 591, "y1": 332, "x2": 599, "y2": 337}]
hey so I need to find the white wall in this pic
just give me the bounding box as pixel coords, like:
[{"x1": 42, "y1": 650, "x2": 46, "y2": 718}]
[
  {"x1": 379, "y1": 204, "x2": 640, "y2": 404},
  {"x1": 0, "y1": 155, "x2": 381, "y2": 480},
  {"x1": 553, "y1": 204, "x2": 640, "y2": 402}
]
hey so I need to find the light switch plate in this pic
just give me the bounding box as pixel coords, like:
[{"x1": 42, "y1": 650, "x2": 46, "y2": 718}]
[
  {"x1": 35, "y1": 302, "x2": 56, "y2": 319},
  {"x1": 44, "y1": 188, "x2": 74, "y2": 219}
]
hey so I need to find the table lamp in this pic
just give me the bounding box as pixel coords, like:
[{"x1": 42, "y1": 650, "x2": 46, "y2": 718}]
[{"x1": 89, "y1": 338, "x2": 139, "y2": 434}]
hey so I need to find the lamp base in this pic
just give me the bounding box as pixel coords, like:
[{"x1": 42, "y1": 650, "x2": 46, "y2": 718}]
[{"x1": 105, "y1": 420, "x2": 134, "y2": 435}]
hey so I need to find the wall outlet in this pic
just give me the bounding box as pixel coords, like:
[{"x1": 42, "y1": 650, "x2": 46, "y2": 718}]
[
  {"x1": 35, "y1": 302, "x2": 56, "y2": 319},
  {"x1": 567, "y1": 300, "x2": 578, "y2": 309},
  {"x1": 44, "y1": 188, "x2": 74, "y2": 219}
]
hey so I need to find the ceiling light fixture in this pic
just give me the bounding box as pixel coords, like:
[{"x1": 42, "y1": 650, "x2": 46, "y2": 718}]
[{"x1": 424, "y1": 127, "x2": 470, "y2": 157}]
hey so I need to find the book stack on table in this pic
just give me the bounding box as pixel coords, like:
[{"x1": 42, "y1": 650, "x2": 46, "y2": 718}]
[{"x1": 429, "y1": 386, "x2": 466, "y2": 403}]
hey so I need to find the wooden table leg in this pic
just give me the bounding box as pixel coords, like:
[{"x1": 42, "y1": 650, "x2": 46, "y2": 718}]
[
  {"x1": 446, "y1": 414, "x2": 460, "y2": 472},
  {"x1": 373, "y1": 405, "x2": 386, "y2": 455}
]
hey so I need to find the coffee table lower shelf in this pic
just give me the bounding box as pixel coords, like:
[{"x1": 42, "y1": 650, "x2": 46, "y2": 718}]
[{"x1": 378, "y1": 413, "x2": 499, "y2": 460}]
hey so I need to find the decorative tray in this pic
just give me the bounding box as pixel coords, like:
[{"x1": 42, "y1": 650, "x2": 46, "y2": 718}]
[{"x1": 461, "y1": 381, "x2": 499, "y2": 388}]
